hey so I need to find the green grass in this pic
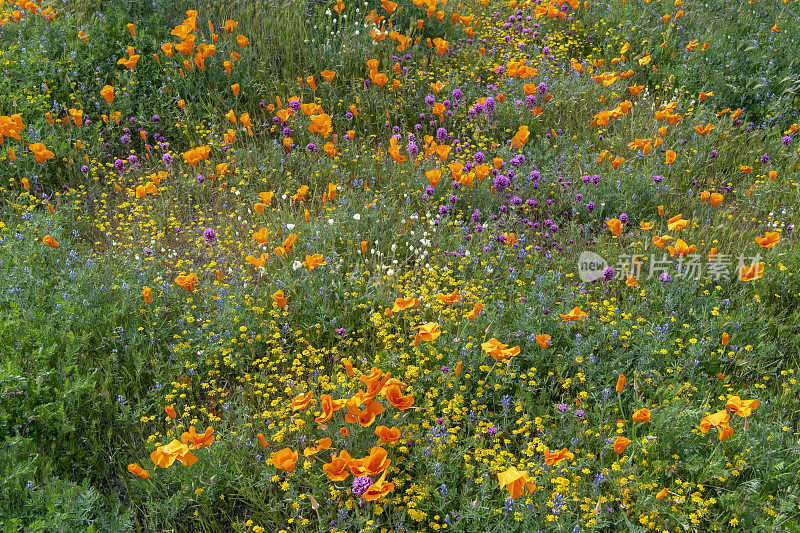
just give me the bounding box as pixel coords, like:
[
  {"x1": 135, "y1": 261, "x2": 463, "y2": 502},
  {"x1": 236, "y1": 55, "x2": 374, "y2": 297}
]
[{"x1": 2, "y1": 0, "x2": 800, "y2": 530}]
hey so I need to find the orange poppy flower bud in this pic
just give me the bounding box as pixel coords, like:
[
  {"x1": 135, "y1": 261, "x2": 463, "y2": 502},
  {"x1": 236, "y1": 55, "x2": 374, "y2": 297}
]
[
  {"x1": 342, "y1": 359, "x2": 354, "y2": 377},
  {"x1": 127, "y1": 463, "x2": 150, "y2": 480},
  {"x1": 165, "y1": 405, "x2": 177, "y2": 419},
  {"x1": 616, "y1": 374, "x2": 626, "y2": 393}
]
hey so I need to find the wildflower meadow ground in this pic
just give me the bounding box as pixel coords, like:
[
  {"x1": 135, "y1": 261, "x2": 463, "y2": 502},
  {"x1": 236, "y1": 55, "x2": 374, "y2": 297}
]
[{"x1": 1, "y1": 0, "x2": 800, "y2": 531}]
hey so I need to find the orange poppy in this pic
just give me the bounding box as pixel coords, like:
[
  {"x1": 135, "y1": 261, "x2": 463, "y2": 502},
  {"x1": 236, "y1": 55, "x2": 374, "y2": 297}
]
[
  {"x1": 100, "y1": 85, "x2": 114, "y2": 103},
  {"x1": 315, "y1": 394, "x2": 347, "y2": 423},
  {"x1": 652, "y1": 235, "x2": 673, "y2": 249},
  {"x1": 739, "y1": 262, "x2": 764, "y2": 282},
  {"x1": 415, "y1": 322, "x2": 441, "y2": 343},
  {"x1": 252, "y1": 227, "x2": 270, "y2": 244},
  {"x1": 351, "y1": 446, "x2": 390, "y2": 477},
  {"x1": 481, "y1": 338, "x2": 520, "y2": 362},
  {"x1": 667, "y1": 214, "x2": 689, "y2": 231},
  {"x1": 755, "y1": 231, "x2": 780, "y2": 249},
  {"x1": 42, "y1": 235, "x2": 60, "y2": 248},
  {"x1": 326, "y1": 183, "x2": 337, "y2": 201},
  {"x1": 302, "y1": 437, "x2": 332, "y2": 458},
  {"x1": 497, "y1": 466, "x2": 536, "y2": 499},
  {"x1": 363, "y1": 470, "x2": 395, "y2": 501},
  {"x1": 302, "y1": 253, "x2": 327, "y2": 270},
  {"x1": 510, "y1": 125, "x2": 530, "y2": 149},
  {"x1": 534, "y1": 334, "x2": 551, "y2": 349},
  {"x1": 616, "y1": 374, "x2": 626, "y2": 393},
  {"x1": 323, "y1": 450, "x2": 353, "y2": 481},
  {"x1": 436, "y1": 288, "x2": 461, "y2": 305},
  {"x1": 425, "y1": 169, "x2": 442, "y2": 187},
  {"x1": 292, "y1": 185, "x2": 309, "y2": 203},
  {"x1": 181, "y1": 426, "x2": 215, "y2": 449},
  {"x1": 543, "y1": 447, "x2": 574, "y2": 466},
  {"x1": 698, "y1": 410, "x2": 734, "y2": 441},
  {"x1": 290, "y1": 391, "x2": 314, "y2": 411},
  {"x1": 342, "y1": 359, "x2": 354, "y2": 377},
  {"x1": 345, "y1": 398, "x2": 385, "y2": 427},
  {"x1": 385, "y1": 384, "x2": 414, "y2": 410},
  {"x1": 632, "y1": 408, "x2": 651, "y2": 423},
  {"x1": 559, "y1": 306, "x2": 587, "y2": 321},
  {"x1": 466, "y1": 301, "x2": 483, "y2": 320},
  {"x1": 392, "y1": 297, "x2": 419, "y2": 313},
  {"x1": 628, "y1": 84, "x2": 645, "y2": 96},
  {"x1": 613, "y1": 436, "x2": 631, "y2": 454},
  {"x1": 246, "y1": 253, "x2": 268, "y2": 268},
  {"x1": 606, "y1": 218, "x2": 622, "y2": 237},
  {"x1": 29, "y1": 143, "x2": 55, "y2": 164},
  {"x1": 431, "y1": 37, "x2": 449, "y2": 55},
  {"x1": 272, "y1": 290, "x2": 288, "y2": 307},
  {"x1": 321, "y1": 69, "x2": 336, "y2": 83},
  {"x1": 142, "y1": 286, "x2": 152, "y2": 305},
  {"x1": 725, "y1": 396, "x2": 758, "y2": 418},
  {"x1": 667, "y1": 238, "x2": 698, "y2": 258},
  {"x1": 151, "y1": 439, "x2": 197, "y2": 468},
  {"x1": 271, "y1": 447, "x2": 298, "y2": 473},
  {"x1": 375, "y1": 425, "x2": 401, "y2": 444}
]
